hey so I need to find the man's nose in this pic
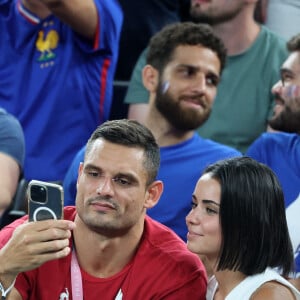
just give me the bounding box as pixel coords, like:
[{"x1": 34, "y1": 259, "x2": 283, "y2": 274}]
[
  {"x1": 96, "y1": 177, "x2": 114, "y2": 195},
  {"x1": 191, "y1": 73, "x2": 206, "y2": 93},
  {"x1": 271, "y1": 80, "x2": 283, "y2": 96}
]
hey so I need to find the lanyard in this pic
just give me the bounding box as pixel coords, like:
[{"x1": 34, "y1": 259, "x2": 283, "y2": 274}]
[
  {"x1": 71, "y1": 250, "x2": 83, "y2": 300},
  {"x1": 71, "y1": 250, "x2": 123, "y2": 300}
]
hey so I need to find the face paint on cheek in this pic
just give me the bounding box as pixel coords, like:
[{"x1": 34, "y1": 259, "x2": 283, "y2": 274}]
[
  {"x1": 161, "y1": 81, "x2": 170, "y2": 94},
  {"x1": 283, "y1": 84, "x2": 300, "y2": 99}
]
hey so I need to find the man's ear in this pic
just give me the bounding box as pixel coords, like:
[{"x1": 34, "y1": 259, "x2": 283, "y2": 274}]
[
  {"x1": 142, "y1": 65, "x2": 159, "y2": 93},
  {"x1": 144, "y1": 180, "x2": 163, "y2": 209},
  {"x1": 76, "y1": 162, "x2": 84, "y2": 187}
]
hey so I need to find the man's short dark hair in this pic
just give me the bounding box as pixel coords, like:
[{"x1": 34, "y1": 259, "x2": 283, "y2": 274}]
[
  {"x1": 203, "y1": 157, "x2": 294, "y2": 277},
  {"x1": 85, "y1": 119, "x2": 160, "y2": 186},
  {"x1": 146, "y1": 22, "x2": 227, "y2": 74},
  {"x1": 287, "y1": 33, "x2": 300, "y2": 52}
]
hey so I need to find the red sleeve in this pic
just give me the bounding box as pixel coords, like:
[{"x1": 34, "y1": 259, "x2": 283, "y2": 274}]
[{"x1": 163, "y1": 274, "x2": 207, "y2": 299}]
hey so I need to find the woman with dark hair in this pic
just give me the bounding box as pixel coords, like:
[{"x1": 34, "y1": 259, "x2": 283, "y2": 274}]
[{"x1": 186, "y1": 157, "x2": 300, "y2": 299}]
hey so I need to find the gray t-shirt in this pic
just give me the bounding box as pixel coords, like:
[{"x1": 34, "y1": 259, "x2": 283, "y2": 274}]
[{"x1": 0, "y1": 108, "x2": 25, "y2": 168}]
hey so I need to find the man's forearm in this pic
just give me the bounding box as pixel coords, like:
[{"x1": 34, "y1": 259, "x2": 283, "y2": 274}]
[{"x1": 39, "y1": 0, "x2": 98, "y2": 39}]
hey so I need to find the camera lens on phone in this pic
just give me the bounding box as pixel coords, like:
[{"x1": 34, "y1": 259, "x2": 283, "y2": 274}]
[{"x1": 30, "y1": 184, "x2": 47, "y2": 203}]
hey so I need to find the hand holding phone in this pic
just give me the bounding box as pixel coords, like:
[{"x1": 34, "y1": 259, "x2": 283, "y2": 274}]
[{"x1": 28, "y1": 180, "x2": 64, "y2": 221}]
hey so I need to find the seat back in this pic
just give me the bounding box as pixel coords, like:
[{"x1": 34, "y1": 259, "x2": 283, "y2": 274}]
[
  {"x1": 109, "y1": 80, "x2": 130, "y2": 120},
  {"x1": 0, "y1": 178, "x2": 28, "y2": 229}
]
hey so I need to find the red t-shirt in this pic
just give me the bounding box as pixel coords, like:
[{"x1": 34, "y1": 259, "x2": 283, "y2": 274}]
[{"x1": 0, "y1": 207, "x2": 207, "y2": 299}]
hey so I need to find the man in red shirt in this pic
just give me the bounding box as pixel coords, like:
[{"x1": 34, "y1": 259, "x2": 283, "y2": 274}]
[{"x1": 0, "y1": 119, "x2": 206, "y2": 300}]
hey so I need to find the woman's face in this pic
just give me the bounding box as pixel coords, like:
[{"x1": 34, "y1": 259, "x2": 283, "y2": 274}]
[{"x1": 186, "y1": 173, "x2": 222, "y2": 264}]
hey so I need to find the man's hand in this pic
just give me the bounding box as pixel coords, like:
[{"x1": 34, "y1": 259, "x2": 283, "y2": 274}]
[
  {"x1": 0, "y1": 219, "x2": 75, "y2": 289},
  {"x1": 37, "y1": 0, "x2": 98, "y2": 39}
]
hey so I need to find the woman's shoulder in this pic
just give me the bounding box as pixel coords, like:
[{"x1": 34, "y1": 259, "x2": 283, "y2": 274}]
[{"x1": 251, "y1": 281, "x2": 296, "y2": 300}]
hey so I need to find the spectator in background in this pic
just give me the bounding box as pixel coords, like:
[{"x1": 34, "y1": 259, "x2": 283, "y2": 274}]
[
  {"x1": 0, "y1": 0, "x2": 122, "y2": 182},
  {"x1": 186, "y1": 157, "x2": 300, "y2": 299},
  {"x1": 110, "y1": 0, "x2": 191, "y2": 120},
  {"x1": 124, "y1": 0, "x2": 287, "y2": 153},
  {"x1": 0, "y1": 119, "x2": 207, "y2": 300},
  {"x1": 264, "y1": 0, "x2": 300, "y2": 40},
  {"x1": 64, "y1": 23, "x2": 240, "y2": 242},
  {"x1": 0, "y1": 108, "x2": 25, "y2": 218},
  {"x1": 247, "y1": 33, "x2": 300, "y2": 290}
]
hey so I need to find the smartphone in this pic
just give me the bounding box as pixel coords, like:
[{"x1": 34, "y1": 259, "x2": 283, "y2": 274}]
[{"x1": 28, "y1": 180, "x2": 64, "y2": 222}]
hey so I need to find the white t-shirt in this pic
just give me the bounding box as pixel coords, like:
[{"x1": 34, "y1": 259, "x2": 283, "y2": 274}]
[{"x1": 207, "y1": 268, "x2": 300, "y2": 300}]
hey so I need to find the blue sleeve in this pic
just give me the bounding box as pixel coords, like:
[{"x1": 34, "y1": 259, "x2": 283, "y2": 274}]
[
  {"x1": 74, "y1": 0, "x2": 123, "y2": 54},
  {"x1": 63, "y1": 146, "x2": 86, "y2": 205},
  {"x1": 246, "y1": 136, "x2": 265, "y2": 162},
  {"x1": 0, "y1": 109, "x2": 25, "y2": 168}
]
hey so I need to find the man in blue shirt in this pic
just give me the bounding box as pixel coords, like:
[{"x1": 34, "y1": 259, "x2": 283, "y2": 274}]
[
  {"x1": 124, "y1": 0, "x2": 287, "y2": 154},
  {"x1": 0, "y1": 0, "x2": 122, "y2": 182},
  {"x1": 247, "y1": 33, "x2": 300, "y2": 289},
  {"x1": 64, "y1": 22, "x2": 240, "y2": 241}
]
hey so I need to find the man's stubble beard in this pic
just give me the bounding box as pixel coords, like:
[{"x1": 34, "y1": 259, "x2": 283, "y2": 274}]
[
  {"x1": 190, "y1": 4, "x2": 244, "y2": 26},
  {"x1": 155, "y1": 81, "x2": 211, "y2": 131},
  {"x1": 268, "y1": 107, "x2": 300, "y2": 133}
]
